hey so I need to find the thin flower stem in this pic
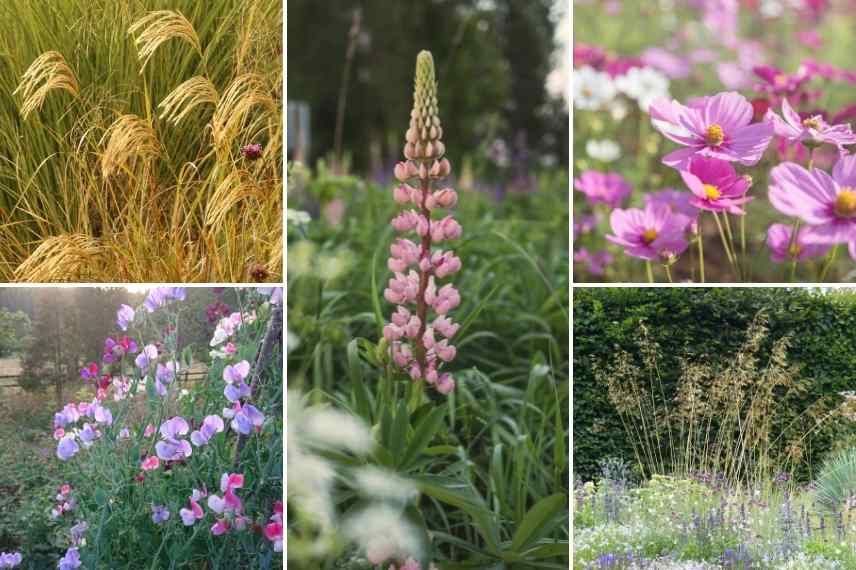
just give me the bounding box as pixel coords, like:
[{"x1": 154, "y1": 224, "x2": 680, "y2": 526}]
[
  {"x1": 645, "y1": 261, "x2": 654, "y2": 283},
  {"x1": 819, "y1": 244, "x2": 839, "y2": 282},
  {"x1": 697, "y1": 217, "x2": 705, "y2": 283},
  {"x1": 740, "y1": 214, "x2": 747, "y2": 278},
  {"x1": 713, "y1": 212, "x2": 738, "y2": 278},
  {"x1": 664, "y1": 264, "x2": 673, "y2": 283}
]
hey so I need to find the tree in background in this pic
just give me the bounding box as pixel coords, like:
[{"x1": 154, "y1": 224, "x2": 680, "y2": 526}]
[
  {"x1": 0, "y1": 308, "x2": 30, "y2": 357},
  {"x1": 287, "y1": 0, "x2": 566, "y2": 177}
]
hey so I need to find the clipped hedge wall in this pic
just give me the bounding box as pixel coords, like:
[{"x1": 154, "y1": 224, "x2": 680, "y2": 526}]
[{"x1": 573, "y1": 288, "x2": 856, "y2": 482}]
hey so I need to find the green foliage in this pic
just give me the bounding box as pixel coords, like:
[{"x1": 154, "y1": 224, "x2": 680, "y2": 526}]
[
  {"x1": 0, "y1": 308, "x2": 30, "y2": 356},
  {"x1": 573, "y1": 288, "x2": 856, "y2": 482},
  {"x1": 814, "y1": 446, "x2": 856, "y2": 511}
]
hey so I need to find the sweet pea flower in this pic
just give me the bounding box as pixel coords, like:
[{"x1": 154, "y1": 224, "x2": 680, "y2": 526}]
[
  {"x1": 649, "y1": 91, "x2": 774, "y2": 168},
  {"x1": 119, "y1": 427, "x2": 130, "y2": 439},
  {"x1": 57, "y1": 547, "x2": 81, "y2": 570},
  {"x1": 155, "y1": 361, "x2": 178, "y2": 396},
  {"x1": 190, "y1": 415, "x2": 225, "y2": 447},
  {"x1": 208, "y1": 473, "x2": 245, "y2": 535},
  {"x1": 573, "y1": 171, "x2": 631, "y2": 208},
  {"x1": 766, "y1": 224, "x2": 831, "y2": 262},
  {"x1": 607, "y1": 203, "x2": 690, "y2": 261},
  {"x1": 155, "y1": 417, "x2": 192, "y2": 461},
  {"x1": 143, "y1": 287, "x2": 186, "y2": 312},
  {"x1": 140, "y1": 455, "x2": 160, "y2": 471},
  {"x1": 57, "y1": 435, "x2": 79, "y2": 461},
  {"x1": 769, "y1": 154, "x2": 856, "y2": 244},
  {"x1": 0, "y1": 552, "x2": 22, "y2": 568},
  {"x1": 679, "y1": 156, "x2": 752, "y2": 214},
  {"x1": 227, "y1": 402, "x2": 265, "y2": 435},
  {"x1": 135, "y1": 344, "x2": 158, "y2": 372},
  {"x1": 222, "y1": 361, "x2": 251, "y2": 402},
  {"x1": 766, "y1": 98, "x2": 856, "y2": 150},
  {"x1": 116, "y1": 304, "x2": 135, "y2": 331},
  {"x1": 151, "y1": 504, "x2": 170, "y2": 524},
  {"x1": 79, "y1": 423, "x2": 101, "y2": 444},
  {"x1": 79, "y1": 362, "x2": 98, "y2": 380},
  {"x1": 103, "y1": 336, "x2": 138, "y2": 363},
  {"x1": 143, "y1": 423, "x2": 156, "y2": 438},
  {"x1": 264, "y1": 521, "x2": 283, "y2": 552},
  {"x1": 92, "y1": 403, "x2": 113, "y2": 425},
  {"x1": 179, "y1": 495, "x2": 205, "y2": 526},
  {"x1": 70, "y1": 521, "x2": 88, "y2": 546}
]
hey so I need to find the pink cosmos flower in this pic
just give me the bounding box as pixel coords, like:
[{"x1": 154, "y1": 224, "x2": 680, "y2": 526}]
[
  {"x1": 649, "y1": 91, "x2": 774, "y2": 169},
  {"x1": 769, "y1": 154, "x2": 856, "y2": 244},
  {"x1": 644, "y1": 189, "x2": 700, "y2": 231},
  {"x1": 766, "y1": 98, "x2": 856, "y2": 150},
  {"x1": 606, "y1": 203, "x2": 690, "y2": 261},
  {"x1": 641, "y1": 47, "x2": 691, "y2": 79},
  {"x1": 753, "y1": 65, "x2": 810, "y2": 98},
  {"x1": 573, "y1": 248, "x2": 613, "y2": 276},
  {"x1": 766, "y1": 224, "x2": 831, "y2": 262},
  {"x1": 679, "y1": 156, "x2": 752, "y2": 214},
  {"x1": 573, "y1": 171, "x2": 631, "y2": 208}
]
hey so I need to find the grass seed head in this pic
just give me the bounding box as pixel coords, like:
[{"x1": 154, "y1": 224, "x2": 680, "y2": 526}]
[
  {"x1": 128, "y1": 10, "x2": 202, "y2": 73},
  {"x1": 14, "y1": 51, "x2": 79, "y2": 119}
]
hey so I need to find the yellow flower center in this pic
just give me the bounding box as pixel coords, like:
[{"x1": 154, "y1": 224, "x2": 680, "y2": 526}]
[
  {"x1": 703, "y1": 184, "x2": 721, "y2": 200},
  {"x1": 835, "y1": 189, "x2": 856, "y2": 217},
  {"x1": 642, "y1": 229, "x2": 658, "y2": 244},
  {"x1": 802, "y1": 117, "x2": 822, "y2": 130},
  {"x1": 788, "y1": 243, "x2": 801, "y2": 258},
  {"x1": 706, "y1": 124, "x2": 725, "y2": 146}
]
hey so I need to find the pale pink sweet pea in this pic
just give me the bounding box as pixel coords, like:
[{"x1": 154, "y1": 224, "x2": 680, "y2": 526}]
[
  {"x1": 766, "y1": 98, "x2": 856, "y2": 150},
  {"x1": 179, "y1": 495, "x2": 205, "y2": 526},
  {"x1": 679, "y1": 156, "x2": 752, "y2": 214},
  {"x1": 769, "y1": 154, "x2": 856, "y2": 244},
  {"x1": 607, "y1": 203, "x2": 690, "y2": 261},
  {"x1": 140, "y1": 455, "x2": 160, "y2": 471},
  {"x1": 649, "y1": 91, "x2": 774, "y2": 169},
  {"x1": 766, "y1": 224, "x2": 831, "y2": 262},
  {"x1": 573, "y1": 171, "x2": 631, "y2": 208}
]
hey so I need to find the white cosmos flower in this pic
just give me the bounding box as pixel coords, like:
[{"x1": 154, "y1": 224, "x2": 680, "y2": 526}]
[
  {"x1": 573, "y1": 66, "x2": 617, "y2": 111},
  {"x1": 585, "y1": 139, "x2": 621, "y2": 162},
  {"x1": 614, "y1": 66, "x2": 670, "y2": 112}
]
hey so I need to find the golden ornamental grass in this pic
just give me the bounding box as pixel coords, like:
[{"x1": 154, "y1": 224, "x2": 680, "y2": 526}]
[
  {"x1": 211, "y1": 73, "x2": 275, "y2": 151},
  {"x1": 13, "y1": 51, "x2": 79, "y2": 119},
  {"x1": 205, "y1": 169, "x2": 265, "y2": 228},
  {"x1": 14, "y1": 234, "x2": 105, "y2": 282},
  {"x1": 158, "y1": 76, "x2": 219, "y2": 125},
  {"x1": 128, "y1": 10, "x2": 202, "y2": 72},
  {"x1": 100, "y1": 114, "x2": 161, "y2": 179}
]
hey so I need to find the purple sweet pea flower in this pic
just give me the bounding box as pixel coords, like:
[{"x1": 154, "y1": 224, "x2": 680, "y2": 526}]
[
  {"x1": 256, "y1": 287, "x2": 282, "y2": 305},
  {"x1": 769, "y1": 154, "x2": 856, "y2": 244},
  {"x1": 54, "y1": 403, "x2": 81, "y2": 429},
  {"x1": 116, "y1": 304, "x2": 135, "y2": 331},
  {"x1": 0, "y1": 551, "x2": 22, "y2": 568},
  {"x1": 57, "y1": 435, "x2": 79, "y2": 461},
  {"x1": 573, "y1": 171, "x2": 631, "y2": 208},
  {"x1": 69, "y1": 521, "x2": 88, "y2": 546},
  {"x1": 79, "y1": 423, "x2": 100, "y2": 444},
  {"x1": 155, "y1": 417, "x2": 192, "y2": 461},
  {"x1": 606, "y1": 203, "x2": 690, "y2": 261},
  {"x1": 155, "y1": 361, "x2": 178, "y2": 396},
  {"x1": 766, "y1": 223, "x2": 831, "y2": 262},
  {"x1": 57, "y1": 547, "x2": 81, "y2": 570},
  {"x1": 680, "y1": 156, "x2": 752, "y2": 214},
  {"x1": 143, "y1": 287, "x2": 186, "y2": 312},
  {"x1": 135, "y1": 344, "x2": 159, "y2": 372},
  {"x1": 228, "y1": 403, "x2": 265, "y2": 435},
  {"x1": 92, "y1": 403, "x2": 113, "y2": 425},
  {"x1": 766, "y1": 98, "x2": 856, "y2": 150},
  {"x1": 151, "y1": 504, "x2": 170, "y2": 524},
  {"x1": 190, "y1": 415, "x2": 225, "y2": 447},
  {"x1": 223, "y1": 361, "x2": 252, "y2": 402},
  {"x1": 649, "y1": 91, "x2": 774, "y2": 169}
]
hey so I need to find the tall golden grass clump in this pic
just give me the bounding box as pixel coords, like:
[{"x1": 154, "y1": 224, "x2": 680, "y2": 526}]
[
  {"x1": 13, "y1": 51, "x2": 79, "y2": 119},
  {"x1": 0, "y1": 0, "x2": 282, "y2": 282},
  {"x1": 596, "y1": 314, "x2": 845, "y2": 485}
]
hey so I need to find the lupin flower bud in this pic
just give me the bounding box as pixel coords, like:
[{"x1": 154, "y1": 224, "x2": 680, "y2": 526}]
[{"x1": 382, "y1": 50, "x2": 462, "y2": 395}]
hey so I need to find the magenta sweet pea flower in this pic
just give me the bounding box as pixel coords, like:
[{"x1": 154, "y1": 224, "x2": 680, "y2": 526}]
[
  {"x1": 649, "y1": 91, "x2": 774, "y2": 168},
  {"x1": 766, "y1": 223, "x2": 831, "y2": 262},
  {"x1": 190, "y1": 415, "x2": 225, "y2": 447},
  {"x1": 607, "y1": 203, "x2": 690, "y2": 261},
  {"x1": 769, "y1": 154, "x2": 856, "y2": 244},
  {"x1": 79, "y1": 362, "x2": 98, "y2": 381},
  {"x1": 679, "y1": 156, "x2": 752, "y2": 214},
  {"x1": 573, "y1": 170, "x2": 632, "y2": 208},
  {"x1": 766, "y1": 98, "x2": 856, "y2": 150}
]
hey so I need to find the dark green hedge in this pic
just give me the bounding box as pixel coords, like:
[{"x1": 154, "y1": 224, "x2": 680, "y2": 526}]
[{"x1": 573, "y1": 288, "x2": 856, "y2": 482}]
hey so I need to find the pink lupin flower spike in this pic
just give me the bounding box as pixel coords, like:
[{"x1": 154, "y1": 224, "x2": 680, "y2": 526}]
[{"x1": 382, "y1": 51, "x2": 460, "y2": 395}]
